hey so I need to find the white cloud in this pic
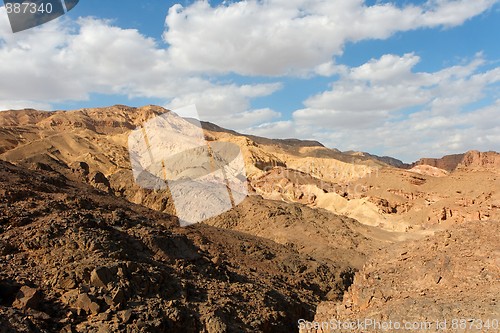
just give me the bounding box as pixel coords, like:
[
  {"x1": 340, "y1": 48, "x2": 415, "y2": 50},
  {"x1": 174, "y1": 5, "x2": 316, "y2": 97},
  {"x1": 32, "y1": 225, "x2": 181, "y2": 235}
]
[
  {"x1": 300, "y1": 53, "x2": 498, "y2": 117},
  {"x1": 350, "y1": 53, "x2": 420, "y2": 82},
  {"x1": 165, "y1": 83, "x2": 282, "y2": 128},
  {"x1": 243, "y1": 120, "x2": 298, "y2": 139},
  {"x1": 314, "y1": 61, "x2": 348, "y2": 77},
  {"x1": 163, "y1": 0, "x2": 498, "y2": 76},
  {"x1": 419, "y1": 0, "x2": 498, "y2": 27},
  {"x1": 220, "y1": 108, "x2": 282, "y2": 129},
  {"x1": 301, "y1": 54, "x2": 434, "y2": 115},
  {"x1": 380, "y1": 99, "x2": 500, "y2": 160},
  {"x1": 0, "y1": 100, "x2": 52, "y2": 111},
  {"x1": 0, "y1": 2, "x2": 498, "y2": 161},
  {"x1": 249, "y1": 53, "x2": 500, "y2": 162},
  {"x1": 294, "y1": 108, "x2": 390, "y2": 129},
  {"x1": 0, "y1": 10, "x2": 281, "y2": 129},
  {"x1": 0, "y1": 13, "x2": 178, "y2": 101}
]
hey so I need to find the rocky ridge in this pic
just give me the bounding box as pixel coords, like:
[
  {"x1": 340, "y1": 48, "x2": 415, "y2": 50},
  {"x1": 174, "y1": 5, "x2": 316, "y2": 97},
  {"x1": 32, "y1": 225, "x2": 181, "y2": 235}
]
[{"x1": 413, "y1": 150, "x2": 500, "y2": 173}]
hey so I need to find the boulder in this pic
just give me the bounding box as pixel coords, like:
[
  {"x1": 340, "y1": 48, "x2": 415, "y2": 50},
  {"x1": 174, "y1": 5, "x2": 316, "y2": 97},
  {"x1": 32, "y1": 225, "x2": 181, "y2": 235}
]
[
  {"x1": 12, "y1": 286, "x2": 42, "y2": 310},
  {"x1": 75, "y1": 293, "x2": 100, "y2": 315},
  {"x1": 90, "y1": 266, "x2": 113, "y2": 288}
]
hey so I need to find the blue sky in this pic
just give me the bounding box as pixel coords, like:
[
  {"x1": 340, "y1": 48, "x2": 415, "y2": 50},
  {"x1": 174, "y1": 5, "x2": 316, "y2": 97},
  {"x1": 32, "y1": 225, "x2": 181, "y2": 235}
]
[{"x1": 0, "y1": 0, "x2": 499, "y2": 161}]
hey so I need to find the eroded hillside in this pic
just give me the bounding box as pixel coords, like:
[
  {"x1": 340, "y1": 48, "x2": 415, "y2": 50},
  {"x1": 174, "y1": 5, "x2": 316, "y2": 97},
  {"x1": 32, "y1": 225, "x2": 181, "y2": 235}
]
[
  {"x1": 303, "y1": 220, "x2": 500, "y2": 333},
  {"x1": 0, "y1": 105, "x2": 498, "y2": 332},
  {"x1": 0, "y1": 160, "x2": 359, "y2": 332}
]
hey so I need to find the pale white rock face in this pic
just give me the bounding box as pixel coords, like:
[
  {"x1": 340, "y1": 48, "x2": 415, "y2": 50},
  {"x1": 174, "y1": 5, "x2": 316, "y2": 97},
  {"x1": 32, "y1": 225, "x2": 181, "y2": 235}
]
[
  {"x1": 128, "y1": 105, "x2": 248, "y2": 226},
  {"x1": 408, "y1": 165, "x2": 449, "y2": 177}
]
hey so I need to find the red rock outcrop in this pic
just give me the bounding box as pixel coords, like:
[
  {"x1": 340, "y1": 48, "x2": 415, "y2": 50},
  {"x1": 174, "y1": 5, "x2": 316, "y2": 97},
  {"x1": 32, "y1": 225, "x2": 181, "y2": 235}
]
[
  {"x1": 414, "y1": 150, "x2": 500, "y2": 172},
  {"x1": 304, "y1": 220, "x2": 500, "y2": 333}
]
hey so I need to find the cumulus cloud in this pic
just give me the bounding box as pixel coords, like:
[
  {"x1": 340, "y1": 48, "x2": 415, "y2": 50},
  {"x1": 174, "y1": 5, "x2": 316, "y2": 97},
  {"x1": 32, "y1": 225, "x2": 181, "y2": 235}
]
[
  {"x1": 163, "y1": 0, "x2": 498, "y2": 76},
  {"x1": 0, "y1": 1, "x2": 498, "y2": 160},
  {"x1": 243, "y1": 120, "x2": 298, "y2": 139},
  {"x1": 165, "y1": 83, "x2": 282, "y2": 128},
  {"x1": 0, "y1": 100, "x2": 52, "y2": 111},
  {"x1": 0, "y1": 12, "x2": 179, "y2": 101},
  {"x1": 374, "y1": 99, "x2": 500, "y2": 160},
  {"x1": 0, "y1": 9, "x2": 281, "y2": 128},
  {"x1": 285, "y1": 53, "x2": 500, "y2": 161},
  {"x1": 300, "y1": 53, "x2": 497, "y2": 114}
]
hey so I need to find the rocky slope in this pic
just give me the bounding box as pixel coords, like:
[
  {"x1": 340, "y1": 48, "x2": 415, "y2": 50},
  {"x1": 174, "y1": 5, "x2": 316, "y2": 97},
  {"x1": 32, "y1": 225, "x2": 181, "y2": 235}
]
[
  {"x1": 344, "y1": 151, "x2": 409, "y2": 169},
  {"x1": 252, "y1": 165, "x2": 499, "y2": 231},
  {"x1": 303, "y1": 220, "x2": 500, "y2": 333},
  {"x1": 1, "y1": 105, "x2": 499, "y2": 332},
  {"x1": 0, "y1": 106, "x2": 390, "y2": 332},
  {"x1": 0, "y1": 160, "x2": 359, "y2": 332},
  {"x1": 338, "y1": 167, "x2": 500, "y2": 230},
  {"x1": 0, "y1": 105, "x2": 498, "y2": 239},
  {"x1": 204, "y1": 195, "x2": 400, "y2": 270},
  {"x1": 0, "y1": 105, "x2": 397, "y2": 241},
  {"x1": 407, "y1": 164, "x2": 449, "y2": 177}
]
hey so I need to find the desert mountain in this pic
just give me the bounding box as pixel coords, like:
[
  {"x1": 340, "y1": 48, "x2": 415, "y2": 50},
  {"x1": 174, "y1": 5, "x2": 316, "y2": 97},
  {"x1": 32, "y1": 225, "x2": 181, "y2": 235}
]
[
  {"x1": 0, "y1": 105, "x2": 499, "y2": 332},
  {"x1": 0, "y1": 105, "x2": 391, "y2": 332},
  {"x1": 1, "y1": 105, "x2": 498, "y2": 239},
  {"x1": 413, "y1": 150, "x2": 500, "y2": 172},
  {"x1": 3, "y1": 105, "x2": 498, "y2": 233},
  {"x1": 344, "y1": 151, "x2": 409, "y2": 168},
  {"x1": 0, "y1": 159, "x2": 361, "y2": 332}
]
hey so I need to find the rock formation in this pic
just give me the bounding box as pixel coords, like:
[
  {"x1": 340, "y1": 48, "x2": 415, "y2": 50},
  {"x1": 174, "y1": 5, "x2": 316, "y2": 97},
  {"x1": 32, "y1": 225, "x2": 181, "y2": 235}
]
[{"x1": 0, "y1": 105, "x2": 498, "y2": 332}]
